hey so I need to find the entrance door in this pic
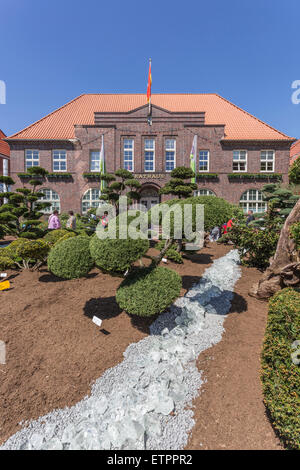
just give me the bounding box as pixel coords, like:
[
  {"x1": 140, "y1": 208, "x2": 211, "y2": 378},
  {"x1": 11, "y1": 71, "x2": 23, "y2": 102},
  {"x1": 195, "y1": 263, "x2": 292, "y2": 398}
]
[{"x1": 140, "y1": 196, "x2": 159, "y2": 211}]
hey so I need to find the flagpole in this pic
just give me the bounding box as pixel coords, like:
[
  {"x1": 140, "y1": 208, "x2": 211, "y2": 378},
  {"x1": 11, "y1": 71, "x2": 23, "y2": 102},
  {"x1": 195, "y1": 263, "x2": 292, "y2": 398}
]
[{"x1": 148, "y1": 58, "x2": 152, "y2": 116}]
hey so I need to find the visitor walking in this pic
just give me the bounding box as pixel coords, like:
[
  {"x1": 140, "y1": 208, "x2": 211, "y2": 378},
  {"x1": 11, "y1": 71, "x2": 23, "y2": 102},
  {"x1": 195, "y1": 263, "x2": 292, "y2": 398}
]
[
  {"x1": 101, "y1": 211, "x2": 109, "y2": 229},
  {"x1": 48, "y1": 210, "x2": 61, "y2": 230},
  {"x1": 246, "y1": 209, "x2": 255, "y2": 226},
  {"x1": 209, "y1": 226, "x2": 221, "y2": 242},
  {"x1": 66, "y1": 210, "x2": 76, "y2": 230}
]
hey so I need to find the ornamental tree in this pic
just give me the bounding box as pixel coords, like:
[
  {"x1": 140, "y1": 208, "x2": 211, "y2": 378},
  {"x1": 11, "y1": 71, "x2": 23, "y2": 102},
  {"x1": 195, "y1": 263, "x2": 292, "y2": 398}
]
[
  {"x1": 0, "y1": 167, "x2": 51, "y2": 239},
  {"x1": 289, "y1": 156, "x2": 300, "y2": 184},
  {"x1": 100, "y1": 168, "x2": 142, "y2": 211},
  {"x1": 159, "y1": 167, "x2": 197, "y2": 199},
  {"x1": 251, "y1": 183, "x2": 300, "y2": 231}
]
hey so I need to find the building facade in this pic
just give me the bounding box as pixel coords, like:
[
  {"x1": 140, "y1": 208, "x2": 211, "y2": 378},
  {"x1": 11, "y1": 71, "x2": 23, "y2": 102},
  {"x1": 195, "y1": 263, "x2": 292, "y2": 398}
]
[{"x1": 6, "y1": 94, "x2": 295, "y2": 214}]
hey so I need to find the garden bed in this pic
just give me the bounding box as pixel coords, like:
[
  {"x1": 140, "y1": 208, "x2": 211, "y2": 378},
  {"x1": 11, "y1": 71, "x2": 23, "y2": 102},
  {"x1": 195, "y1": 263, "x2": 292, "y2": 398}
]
[{"x1": 0, "y1": 244, "x2": 230, "y2": 445}]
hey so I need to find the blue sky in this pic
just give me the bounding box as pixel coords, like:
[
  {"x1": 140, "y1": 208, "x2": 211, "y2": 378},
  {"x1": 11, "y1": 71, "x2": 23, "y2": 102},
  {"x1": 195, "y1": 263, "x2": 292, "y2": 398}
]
[{"x1": 1, "y1": 0, "x2": 299, "y2": 138}]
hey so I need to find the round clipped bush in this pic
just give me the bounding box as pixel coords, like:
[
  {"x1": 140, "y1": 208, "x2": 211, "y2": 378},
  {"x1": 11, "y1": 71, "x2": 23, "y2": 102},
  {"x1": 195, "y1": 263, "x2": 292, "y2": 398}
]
[
  {"x1": 44, "y1": 229, "x2": 72, "y2": 245},
  {"x1": 116, "y1": 266, "x2": 182, "y2": 316},
  {"x1": 48, "y1": 236, "x2": 94, "y2": 279},
  {"x1": 90, "y1": 236, "x2": 149, "y2": 273}
]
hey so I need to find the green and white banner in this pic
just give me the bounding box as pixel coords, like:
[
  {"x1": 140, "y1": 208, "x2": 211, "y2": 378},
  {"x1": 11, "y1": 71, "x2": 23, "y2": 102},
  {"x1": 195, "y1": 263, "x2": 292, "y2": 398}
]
[{"x1": 190, "y1": 135, "x2": 197, "y2": 183}]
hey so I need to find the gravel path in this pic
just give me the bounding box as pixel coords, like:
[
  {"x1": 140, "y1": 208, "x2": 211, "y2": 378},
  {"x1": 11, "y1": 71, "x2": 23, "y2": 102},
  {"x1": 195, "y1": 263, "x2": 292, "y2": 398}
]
[{"x1": 1, "y1": 250, "x2": 241, "y2": 450}]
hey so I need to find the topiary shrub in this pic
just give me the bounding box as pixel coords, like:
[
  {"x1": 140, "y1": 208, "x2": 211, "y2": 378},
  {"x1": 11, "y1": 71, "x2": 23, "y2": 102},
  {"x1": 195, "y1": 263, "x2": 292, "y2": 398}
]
[
  {"x1": 116, "y1": 266, "x2": 182, "y2": 316},
  {"x1": 54, "y1": 231, "x2": 77, "y2": 245},
  {"x1": 44, "y1": 229, "x2": 71, "y2": 245},
  {"x1": 155, "y1": 240, "x2": 183, "y2": 263},
  {"x1": 48, "y1": 236, "x2": 94, "y2": 279},
  {"x1": 1, "y1": 238, "x2": 29, "y2": 260},
  {"x1": 16, "y1": 239, "x2": 50, "y2": 269},
  {"x1": 0, "y1": 255, "x2": 15, "y2": 270},
  {"x1": 221, "y1": 224, "x2": 279, "y2": 269},
  {"x1": 149, "y1": 195, "x2": 240, "y2": 235},
  {"x1": 261, "y1": 288, "x2": 300, "y2": 449},
  {"x1": 89, "y1": 235, "x2": 149, "y2": 273}
]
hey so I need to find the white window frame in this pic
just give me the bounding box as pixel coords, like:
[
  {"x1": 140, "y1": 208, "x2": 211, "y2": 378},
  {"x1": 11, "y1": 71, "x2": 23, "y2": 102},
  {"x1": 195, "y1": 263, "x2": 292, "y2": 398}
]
[
  {"x1": 239, "y1": 189, "x2": 267, "y2": 213},
  {"x1": 144, "y1": 138, "x2": 155, "y2": 172},
  {"x1": 82, "y1": 188, "x2": 102, "y2": 213},
  {"x1": 199, "y1": 150, "x2": 210, "y2": 172},
  {"x1": 260, "y1": 150, "x2": 275, "y2": 173},
  {"x1": 194, "y1": 189, "x2": 216, "y2": 196},
  {"x1": 52, "y1": 149, "x2": 67, "y2": 172},
  {"x1": 25, "y1": 149, "x2": 39, "y2": 169},
  {"x1": 38, "y1": 188, "x2": 60, "y2": 213},
  {"x1": 165, "y1": 138, "x2": 176, "y2": 172},
  {"x1": 232, "y1": 150, "x2": 247, "y2": 172},
  {"x1": 90, "y1": 150, "x2": 101, "y2": 172},
  {"x1": 123, "y1": 139, "x2": 134, "y2": 172}
]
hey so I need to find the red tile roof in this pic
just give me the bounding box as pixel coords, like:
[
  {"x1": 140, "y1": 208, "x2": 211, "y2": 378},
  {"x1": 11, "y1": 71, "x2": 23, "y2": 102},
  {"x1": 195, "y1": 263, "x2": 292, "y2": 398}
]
[
  {"x1": 290, "y1": 139, "x2": 300, "y2": 165},
  {"x1": 7, "y1": 93, "x2": 294, "y2": 142},
  {"x1": 0, "y1": 129, "x2": 10, "y2": 157}
]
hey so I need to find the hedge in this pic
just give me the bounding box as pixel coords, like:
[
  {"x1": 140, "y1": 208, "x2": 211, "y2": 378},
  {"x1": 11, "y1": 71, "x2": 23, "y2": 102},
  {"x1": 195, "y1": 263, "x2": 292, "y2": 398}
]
[
  {"x1": 227, "y1": 173, "x2": 282, "y2": 181},
  {"x1": 261, "y1": 288, "x2": 300, "y2": 449},
  {"x1": 48, "y1": 236, "x2": 94, "y2": 279},
  {"x1": 149, "y1": 195, "x2": 240, "y2": 233},
  {"x1": 89, "y1": 235, "x2": 149, "y2": 273},
  {"x1": 116, "y1": 266, "x2": 182, "y2": 316}
]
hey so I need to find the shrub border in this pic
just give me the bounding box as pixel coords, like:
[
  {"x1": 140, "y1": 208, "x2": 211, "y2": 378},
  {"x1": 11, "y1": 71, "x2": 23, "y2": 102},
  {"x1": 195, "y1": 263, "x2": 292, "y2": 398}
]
[{"x1": 261, "y1": 287, "x2": 300, "y2": 450}]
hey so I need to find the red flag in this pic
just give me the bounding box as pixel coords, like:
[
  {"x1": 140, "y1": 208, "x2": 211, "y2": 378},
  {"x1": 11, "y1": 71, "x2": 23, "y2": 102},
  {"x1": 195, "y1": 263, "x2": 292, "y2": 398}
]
[{"x1": 147, "y1": 60, "x2": 152, "y2": 103}]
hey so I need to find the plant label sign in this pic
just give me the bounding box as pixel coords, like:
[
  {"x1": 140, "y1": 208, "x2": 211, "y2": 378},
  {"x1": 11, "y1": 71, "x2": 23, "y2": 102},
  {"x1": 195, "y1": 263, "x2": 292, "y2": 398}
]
[
  {"x1": 92, "y1": 316, "x2": 102, "y2": 327},
  {"x1": 0, "y1": 281, "x2": 10, "y2": 291}
]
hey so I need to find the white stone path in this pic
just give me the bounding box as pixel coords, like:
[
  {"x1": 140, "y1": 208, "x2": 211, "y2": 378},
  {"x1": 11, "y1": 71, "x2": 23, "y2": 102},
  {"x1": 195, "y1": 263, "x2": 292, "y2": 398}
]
[{"x1": 1, "y1": 250, "x2": 241, "y2": 450}]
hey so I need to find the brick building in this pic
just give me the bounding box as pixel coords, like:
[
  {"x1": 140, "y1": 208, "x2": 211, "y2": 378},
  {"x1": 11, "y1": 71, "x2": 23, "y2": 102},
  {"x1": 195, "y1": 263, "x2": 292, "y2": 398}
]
[
  {"x1": 0, "y1": 129, "x2": 10, "y2": 191},
  {"x1": 5, "y1": 93, "x2": 295, "y2": 214},
  {"x1": 290, "y1": 139, "x2": 300, "y2": 165}
]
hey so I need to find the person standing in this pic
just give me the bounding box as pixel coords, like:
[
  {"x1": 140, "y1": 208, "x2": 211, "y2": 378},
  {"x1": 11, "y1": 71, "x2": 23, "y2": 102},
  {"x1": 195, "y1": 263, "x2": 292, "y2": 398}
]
[
  {"x1": 246, "y1": 209, "x2": 255, "y2": 226},
  {"x1": 48, "y1": 210, "x2": 61, "y2": 230},
  {"x1": 101, "y1": 211, "x2": 109, "y2": 229},
  {"x1": 66, "y1": 210, "x2": 76, "y2": 230}
]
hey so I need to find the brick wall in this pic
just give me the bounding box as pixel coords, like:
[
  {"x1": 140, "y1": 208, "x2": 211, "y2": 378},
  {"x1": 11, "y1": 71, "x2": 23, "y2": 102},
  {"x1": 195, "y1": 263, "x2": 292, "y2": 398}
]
[{"x1": 8, "y1": 105, "x2": 292, "y2": 213}]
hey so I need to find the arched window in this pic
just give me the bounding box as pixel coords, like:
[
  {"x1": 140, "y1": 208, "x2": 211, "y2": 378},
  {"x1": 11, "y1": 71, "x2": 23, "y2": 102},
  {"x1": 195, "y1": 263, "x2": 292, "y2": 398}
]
[
  {"x1": 82, "y1": 188, "x2": 102, "y2": 213},
  {"x1": 239, "y1": 189, "x2": 267, "y2": 213},
  {"x1": 194, "y1": 189, "x2": 216, "y2": 196},
  {"x1": 39, "y1": 188, "x2": 60, "y2": 213}
]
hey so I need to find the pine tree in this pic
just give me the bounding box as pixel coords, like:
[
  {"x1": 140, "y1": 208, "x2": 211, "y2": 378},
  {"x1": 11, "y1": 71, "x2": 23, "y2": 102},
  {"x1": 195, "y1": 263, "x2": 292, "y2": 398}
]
[
  {"x1": 159, "y1": 167, "x2": 197, "y2": 199},
  {"x1": 0, "y1": 167, "x2": 51, "y2": 239}
]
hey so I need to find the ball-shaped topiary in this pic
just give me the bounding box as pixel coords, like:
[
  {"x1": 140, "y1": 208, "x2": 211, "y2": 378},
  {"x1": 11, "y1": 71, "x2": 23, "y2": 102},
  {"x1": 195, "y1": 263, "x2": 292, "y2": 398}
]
[
  {"x1": 116, "y1": 266, "x2": 182, "y2": 316},
  {"x1": 89, "y1": 235, "x2": 149, "y2": 273},
  {"x1": 48, "y1": 236, "x2": 94, "y2": 279},
  {"x1": 44, "y1": 229, "x2": 72, "y2": 245}
]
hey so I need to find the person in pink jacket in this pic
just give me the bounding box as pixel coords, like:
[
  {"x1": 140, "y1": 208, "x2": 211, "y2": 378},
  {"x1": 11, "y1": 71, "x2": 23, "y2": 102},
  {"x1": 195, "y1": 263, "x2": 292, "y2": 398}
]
[{"x1": 48, "y1": 210, "x2": 61, "y2": 230}]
